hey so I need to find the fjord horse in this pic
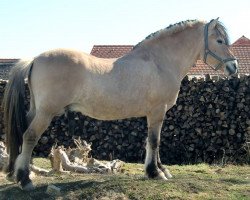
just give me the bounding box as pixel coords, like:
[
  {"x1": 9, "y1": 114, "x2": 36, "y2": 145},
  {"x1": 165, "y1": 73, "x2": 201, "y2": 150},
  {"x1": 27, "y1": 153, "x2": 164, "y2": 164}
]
[{"x1": 3, "y1": 19, "x2": 238, "y2": 190}]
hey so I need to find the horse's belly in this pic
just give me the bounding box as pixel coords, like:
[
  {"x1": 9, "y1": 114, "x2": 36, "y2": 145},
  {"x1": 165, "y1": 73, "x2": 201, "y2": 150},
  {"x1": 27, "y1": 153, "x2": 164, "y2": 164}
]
[{"x1": 69, "y1": 101, "x2": 145, "y2": 120}]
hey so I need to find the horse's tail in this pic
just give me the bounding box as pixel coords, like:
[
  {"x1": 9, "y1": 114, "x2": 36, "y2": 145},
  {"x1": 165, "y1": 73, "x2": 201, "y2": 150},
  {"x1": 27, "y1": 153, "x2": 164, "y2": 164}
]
[{"x1": 2, "y1": 60, "x2": 33, "y2": 174}]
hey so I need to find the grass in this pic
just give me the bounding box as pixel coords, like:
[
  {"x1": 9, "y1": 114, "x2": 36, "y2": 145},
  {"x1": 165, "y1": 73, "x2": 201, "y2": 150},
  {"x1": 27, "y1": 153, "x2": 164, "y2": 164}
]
[{"x1": 0, "y1": 158, "x2": 249, "y2": 200}]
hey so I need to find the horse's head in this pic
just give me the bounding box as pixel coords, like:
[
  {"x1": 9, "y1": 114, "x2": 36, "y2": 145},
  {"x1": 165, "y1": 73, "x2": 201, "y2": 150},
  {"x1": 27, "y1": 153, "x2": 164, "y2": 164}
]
[{"x1": 202, "y1": 18, "x2": 238, "y2": 76}]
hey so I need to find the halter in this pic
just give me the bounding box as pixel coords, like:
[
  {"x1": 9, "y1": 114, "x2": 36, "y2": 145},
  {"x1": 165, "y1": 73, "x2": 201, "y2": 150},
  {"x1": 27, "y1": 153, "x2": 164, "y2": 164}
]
[{"x1": 203, "y1": 20, "x2": 236, "y2": 70}]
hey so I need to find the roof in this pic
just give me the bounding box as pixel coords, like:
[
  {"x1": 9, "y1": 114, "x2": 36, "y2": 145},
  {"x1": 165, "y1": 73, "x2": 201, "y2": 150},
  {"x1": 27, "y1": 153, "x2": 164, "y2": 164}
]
[
  {"x1": 230, "y1": 36, "x2": 250, "y2": 75},
  {"x1": 231, "y1": 35, "x2": 250, "y2": 46},
  {"x1": 90, "y1": 36, "x2": 250, "y2": 75},
  {"x1": 90, "y1": 45, "x2": 134, "y2": 58},
  {"x1": 0, "y1": 58, "x2": 19, "y2": 64}
]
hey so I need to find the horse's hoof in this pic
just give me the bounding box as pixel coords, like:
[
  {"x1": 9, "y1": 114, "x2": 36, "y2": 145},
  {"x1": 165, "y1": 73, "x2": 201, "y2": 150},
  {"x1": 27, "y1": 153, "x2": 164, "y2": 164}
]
[
  {"x1": 146, "y1": 170, "x2": 168, "y2": 181},
  {"x1": 155, "y1": 171, "x2": 168, "y2": 181},
  {"x1": 146, "y1": 165, "x2": 169, "y2": 181},
  {"x1": 21, "y1": 182, "x2": 35, "y2": 191},
  {"x1": 166, "y1": 173, "x2": 173, "y2": 179},
  {"x1": 163, "y1": 169, "x2": 173, "y2": 179}
]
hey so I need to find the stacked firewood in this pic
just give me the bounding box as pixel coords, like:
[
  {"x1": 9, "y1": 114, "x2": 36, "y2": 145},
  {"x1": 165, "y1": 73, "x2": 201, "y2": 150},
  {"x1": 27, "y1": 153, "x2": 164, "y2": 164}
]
[
  {"x1": 0, "y1": 75, "x2": 249, "y2": 164},
  {"x1": 0, "y1": 81, "x2": 6, "y2": 141},
  {"x1": 161, "y1": 75, "x2": 250, "y2": 164},
  {"x1": 0, "y1": 141, "x2": 8, "y2": 171}
]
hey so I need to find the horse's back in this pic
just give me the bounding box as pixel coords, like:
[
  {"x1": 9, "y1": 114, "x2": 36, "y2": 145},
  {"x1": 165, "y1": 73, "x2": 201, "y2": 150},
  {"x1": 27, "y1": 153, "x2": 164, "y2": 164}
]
[
  {"x1": 29, "y1": 49, "x2": 144, "y2": 118},
  {"x1": 29, "y1": 49, "x2": 106, "y2": 114}
]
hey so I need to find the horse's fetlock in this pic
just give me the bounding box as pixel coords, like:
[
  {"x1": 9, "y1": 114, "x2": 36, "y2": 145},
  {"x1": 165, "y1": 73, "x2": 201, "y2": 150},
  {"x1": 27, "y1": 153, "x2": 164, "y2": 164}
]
[
  {"x1": 15, "y1": 168, "x2": 31, "y2": 186},
  {"x1": 146, "y1": 161, "x2": 159, "y2": 178}
]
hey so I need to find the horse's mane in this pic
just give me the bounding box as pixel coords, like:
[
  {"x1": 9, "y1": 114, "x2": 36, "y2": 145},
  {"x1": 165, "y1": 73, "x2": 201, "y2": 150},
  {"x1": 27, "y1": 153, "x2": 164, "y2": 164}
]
[
  {"x1": 133, "y1": 19, "x2": 201, "y2": 49},
  {"x1": 133, "y1": 19, "x2": 229, "y2": 49}
]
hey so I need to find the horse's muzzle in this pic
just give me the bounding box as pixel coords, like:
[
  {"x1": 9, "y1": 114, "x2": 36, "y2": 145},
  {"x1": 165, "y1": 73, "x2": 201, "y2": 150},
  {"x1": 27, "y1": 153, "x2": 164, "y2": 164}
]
[{"x1": 225, "y1": 60, "x2": 238, "y2": 76}]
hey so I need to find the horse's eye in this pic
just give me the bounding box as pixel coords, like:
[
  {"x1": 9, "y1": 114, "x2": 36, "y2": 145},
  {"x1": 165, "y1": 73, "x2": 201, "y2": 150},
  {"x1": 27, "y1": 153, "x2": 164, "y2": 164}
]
[{"x1": 217, "y1": 39, "x2": 223, "y2": 44}]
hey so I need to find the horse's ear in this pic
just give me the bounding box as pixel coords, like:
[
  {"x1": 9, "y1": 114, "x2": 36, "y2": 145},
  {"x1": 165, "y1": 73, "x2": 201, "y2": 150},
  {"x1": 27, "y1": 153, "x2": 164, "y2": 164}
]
[{"x1": 209, "y1": 18, "x2": 219, "y2": 29}]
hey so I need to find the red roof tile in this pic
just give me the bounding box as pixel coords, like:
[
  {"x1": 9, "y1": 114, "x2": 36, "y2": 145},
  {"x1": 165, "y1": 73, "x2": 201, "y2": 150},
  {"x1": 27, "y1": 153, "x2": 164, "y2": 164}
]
[
  {"x1": 0, "y1": 58, "x2": 19, "y2": 64},
  {"x1": 189, "y1": 60, "x2": 216, "y2": 75},
  {"x1": 231, "y1": 36, "x2": 250, "y2": 46},
  {"x1": 90, "y1": 36, "x2": 250, "y2": 75},
  {"x1": 229, "y1": 36, "x2": 250, "y2": 75}
]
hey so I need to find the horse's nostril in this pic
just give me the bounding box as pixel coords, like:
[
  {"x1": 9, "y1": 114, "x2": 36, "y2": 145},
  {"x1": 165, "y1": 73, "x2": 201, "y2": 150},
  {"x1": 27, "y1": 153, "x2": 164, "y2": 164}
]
[{"x1": 226, "y1": 64, "x2": 237, "y2": 75}]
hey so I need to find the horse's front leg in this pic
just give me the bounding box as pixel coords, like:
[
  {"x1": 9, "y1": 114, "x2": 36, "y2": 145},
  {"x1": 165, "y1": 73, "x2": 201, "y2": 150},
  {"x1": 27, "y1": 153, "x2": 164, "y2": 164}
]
[{"x1": 145, "y1": 105, "x2": 170, "y2": 180}]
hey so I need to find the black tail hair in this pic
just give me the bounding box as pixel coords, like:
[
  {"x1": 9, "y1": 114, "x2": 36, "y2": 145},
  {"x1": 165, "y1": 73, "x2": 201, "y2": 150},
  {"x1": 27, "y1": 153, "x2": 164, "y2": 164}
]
[{"x1": 2, "y1": 60, "x2": 33, "y2": 175}]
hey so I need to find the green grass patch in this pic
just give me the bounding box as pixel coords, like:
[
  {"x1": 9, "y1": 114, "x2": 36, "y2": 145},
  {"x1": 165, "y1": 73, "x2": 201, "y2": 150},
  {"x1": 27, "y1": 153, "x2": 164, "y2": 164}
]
[{"x1": 0, "y1": 158, "x2": 249, "y2": 200}]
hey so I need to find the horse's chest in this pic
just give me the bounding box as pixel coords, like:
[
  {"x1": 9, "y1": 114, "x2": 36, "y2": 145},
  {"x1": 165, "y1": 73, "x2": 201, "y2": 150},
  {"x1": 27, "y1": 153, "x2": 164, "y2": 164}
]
[{"x1": 150, "y1": 82, "x2": 180, "y2": 109}]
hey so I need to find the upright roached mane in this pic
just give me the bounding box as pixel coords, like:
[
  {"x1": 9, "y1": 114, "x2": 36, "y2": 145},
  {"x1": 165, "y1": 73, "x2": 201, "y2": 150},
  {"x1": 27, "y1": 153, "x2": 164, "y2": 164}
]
[
  {"x1": 134, "y1": 20, "x2": 200, "y2": 49},
  {"x1": 2, "y1": 19, "x2": 238, "y2": 191}
]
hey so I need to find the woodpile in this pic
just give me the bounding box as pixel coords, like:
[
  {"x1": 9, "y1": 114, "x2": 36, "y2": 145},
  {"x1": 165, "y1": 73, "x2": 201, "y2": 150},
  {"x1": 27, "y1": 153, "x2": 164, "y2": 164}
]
[
  {"x1": 0, "y1": 81, "x2": 6, "y2": 142},
  {"x1": 0, "y1": 75, "x2": 249, "y2": 165},
  {"x1": 0, "y1": 141, "x2": 8, "y2": 171},
  {"x1": 161, "y1": 75, "x2": 250, "y2": 164}
]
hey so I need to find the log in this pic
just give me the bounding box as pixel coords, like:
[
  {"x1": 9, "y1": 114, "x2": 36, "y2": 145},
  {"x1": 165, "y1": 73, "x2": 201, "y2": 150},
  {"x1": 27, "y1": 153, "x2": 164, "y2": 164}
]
[
  {"x1": 49, "y1": 138, "x2": 124, "y2": 174},
  {"x1": 50, "y1": 146, "x2": 89, "y2": 173}
]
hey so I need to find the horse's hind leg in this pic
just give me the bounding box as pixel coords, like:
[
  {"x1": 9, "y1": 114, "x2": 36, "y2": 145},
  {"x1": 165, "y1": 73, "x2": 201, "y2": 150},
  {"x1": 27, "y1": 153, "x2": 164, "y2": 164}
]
[
  {"x1": 5, "y1": 108, "x2": 35, "y2": 183},
  {"x1": 14, "y1": 111, "x2": 52, "y2": 190},
  {"x1": 145, "y1": 106, "x2": 169, "y2": 180}
]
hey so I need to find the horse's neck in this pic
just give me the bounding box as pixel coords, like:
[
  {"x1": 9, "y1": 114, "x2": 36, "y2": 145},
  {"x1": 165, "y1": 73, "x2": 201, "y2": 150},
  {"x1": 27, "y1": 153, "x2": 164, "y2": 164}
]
[{"x1": 149, "y1": 25, "x2": 204, "y2": 81}]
